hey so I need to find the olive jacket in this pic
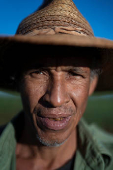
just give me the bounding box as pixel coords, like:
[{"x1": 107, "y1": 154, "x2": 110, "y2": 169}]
[{"x1": 0, "y1": 114, "x2": 113, "y2": 170}]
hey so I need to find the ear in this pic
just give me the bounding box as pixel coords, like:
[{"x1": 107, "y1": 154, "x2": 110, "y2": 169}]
[{"x1": 89, "y1": 76, "x2": 98, "y2": 96}]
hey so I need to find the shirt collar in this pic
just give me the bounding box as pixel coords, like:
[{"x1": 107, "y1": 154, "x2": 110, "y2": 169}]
[
  {"x1": 0, "y1": 113, "x2": 112, "y2": 170},
  {"x1": 75, "y1": 118, "x2": 112, "y2": 170},
  {"x1": 0, "y1": 122, "x2": 16, "y2": 169}
]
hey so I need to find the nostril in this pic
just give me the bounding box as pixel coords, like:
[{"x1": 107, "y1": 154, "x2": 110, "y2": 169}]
[
  {"x1": 39, "y1": 95, "x2": 56, "y2": 108},
  {"x1": 39, "y1": 98, "x2": 55, "y2": 108},
  {"x1": 39, "y1": 90, "x2": 70, "y2": 108}
]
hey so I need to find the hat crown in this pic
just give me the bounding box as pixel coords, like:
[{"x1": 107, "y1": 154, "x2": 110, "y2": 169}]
[{"x1": 16, "y1": 0, "x2": 94, "y2": 36}]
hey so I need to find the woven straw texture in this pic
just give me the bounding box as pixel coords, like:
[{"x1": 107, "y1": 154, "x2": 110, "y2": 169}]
[
  {"x1": 0, "y1": 0, "x2": 113, "y2": 91},
  {"x1": 16, "y1": 0, "x2": 94, "y2": 36}
]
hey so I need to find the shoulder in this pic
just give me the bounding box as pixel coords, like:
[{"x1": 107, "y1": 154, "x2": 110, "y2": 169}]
[
  {"x1": 79, "y1": 119, "x2": 113, "y2": 153},
  {"x1": 0, "y1": 124, "x2": 6, "y2": 136},
  {"x1": 89, "y1": 123, "x2": 113, "y2": 169},
  {"x1": 89, "y1": 123, "x2": 113, "y2": 145},
  {"x1": 80, "y1": 118, "x2": 113, "y2": 145},
  {"x1": 79, "y1": 119, "x2": 113, "y2": 170}
]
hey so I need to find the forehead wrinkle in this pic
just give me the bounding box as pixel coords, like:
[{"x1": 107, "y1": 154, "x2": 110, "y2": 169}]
[
  {"x1": 69, "y1": 67, "x2": 90, "y2": 74},
  {"x1": 26, "y1": 55, "x2": 91, "y2": 70},
  {"x1": 34, "y1": 66, "x2": 90, "y2": 74},
  {"x1": 25, "y1": 57, "x2": 90, "y2": 73}
]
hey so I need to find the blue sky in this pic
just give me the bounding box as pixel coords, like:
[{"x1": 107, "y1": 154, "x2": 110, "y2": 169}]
[{"x1": 0, "y1": 0, "x2": 113, "y2": 40}]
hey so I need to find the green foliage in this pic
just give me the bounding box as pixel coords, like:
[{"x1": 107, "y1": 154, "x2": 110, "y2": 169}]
[
  {"x1": 84, "y1": 92, "x2": 113, "y2": 132},
  {"x1": 0, "y1": 91, "x2": 22, "y2": 124}
]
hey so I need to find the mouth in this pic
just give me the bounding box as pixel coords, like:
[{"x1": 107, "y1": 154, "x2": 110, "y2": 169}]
[{"x1": 36, "y1": 115, "x2": 72, "y2": 131}]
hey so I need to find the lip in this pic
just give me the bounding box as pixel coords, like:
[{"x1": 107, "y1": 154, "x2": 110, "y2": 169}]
[
  {"x1": 36, "y1": 111, "x2": 73, "y2": 118},
  {"x1": 36, "y1": 115, "x2": 72, "y2": 131}
]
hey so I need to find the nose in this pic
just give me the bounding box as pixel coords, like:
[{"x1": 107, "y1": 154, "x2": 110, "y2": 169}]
[{"x1": 43, "y1": 75, "x2": 70, "y2": 107}]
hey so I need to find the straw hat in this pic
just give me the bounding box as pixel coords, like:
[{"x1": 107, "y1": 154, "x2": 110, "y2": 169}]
[{"x1": 0, "y1": 0, "x2": 113, "y2": 91}]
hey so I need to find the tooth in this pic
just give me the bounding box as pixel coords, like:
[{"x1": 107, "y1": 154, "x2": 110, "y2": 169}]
[
  {"x1": 55, "y1": 118, "x2": 60, "y2": 121},
  {"x1": 49, "y1": 118, "x2": 64, "y2": 121}
]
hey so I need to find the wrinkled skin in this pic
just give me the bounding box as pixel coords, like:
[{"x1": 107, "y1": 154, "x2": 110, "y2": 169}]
[
  {"x1": 19, "y1": 56, "x2": 98, "y2": 147},
  {"x1": 16, "y1": 55, "x2": 98, "y2": 170}
]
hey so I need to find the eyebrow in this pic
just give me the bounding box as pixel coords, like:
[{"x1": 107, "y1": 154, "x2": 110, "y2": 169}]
[
  {"x1": 68, "y1": 67, "x2": 89, "y2": 74},
  {"x1": 25, "y1": 65, "x2": 89, "y2": 74},
  {"x1": 38, "y1": 66, "x2": 88, "y2": 74}
]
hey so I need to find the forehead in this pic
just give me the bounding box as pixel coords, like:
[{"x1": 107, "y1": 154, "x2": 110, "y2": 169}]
[
  {"x1": 17, "y1": 45, "x2": 97, "y2": 72},
  {"x1": 25, "y1": 55, "x2": 92, "y2": 69}
]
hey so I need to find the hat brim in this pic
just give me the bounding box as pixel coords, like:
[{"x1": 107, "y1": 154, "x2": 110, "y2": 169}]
[
  {"x1": 0, "y1": 34, "x2": 113, "y2": 48},
  {"x1": 0, "y1": 34, "x2": 113, "y2": 91}
]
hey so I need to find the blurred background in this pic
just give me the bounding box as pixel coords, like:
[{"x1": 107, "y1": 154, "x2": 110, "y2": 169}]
[{"x1": 0, "y1": 0, "x2": 113, "y2": 132}]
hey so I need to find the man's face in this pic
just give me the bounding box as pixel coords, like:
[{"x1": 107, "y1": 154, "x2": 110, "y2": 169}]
[{"x1": 20, "y1": 55, "x2": 96, "y2": 147}]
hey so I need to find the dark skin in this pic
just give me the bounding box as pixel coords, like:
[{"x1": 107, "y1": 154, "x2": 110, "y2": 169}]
[{"x1": 16, "y1": 56, "x2": 98, "y2": 170}]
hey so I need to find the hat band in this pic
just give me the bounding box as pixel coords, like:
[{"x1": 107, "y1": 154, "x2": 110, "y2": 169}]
[{"x1": 25, "y1": 26, "x2": 88, "y2": 36}]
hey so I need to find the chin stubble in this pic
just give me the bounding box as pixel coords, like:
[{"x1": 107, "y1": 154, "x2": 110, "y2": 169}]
[{"x1": 36, "y1": 133, "x2": 67, "y2": 147}]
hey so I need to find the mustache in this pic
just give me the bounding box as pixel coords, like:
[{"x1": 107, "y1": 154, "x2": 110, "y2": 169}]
[{"x1": 33, "y1": 105, "x2": 76, "y2": 117}]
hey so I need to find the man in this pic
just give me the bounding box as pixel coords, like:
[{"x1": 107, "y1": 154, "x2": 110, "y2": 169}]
[{"x1": 0, "y1": 0, "x2": 113, "y2": 170}]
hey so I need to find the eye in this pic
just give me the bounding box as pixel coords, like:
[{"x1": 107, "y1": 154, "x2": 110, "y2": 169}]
[
  {"x1": 29, "y1": 69, "x2": 49, "y2": 79},
  {"x1": 67, "y1": 71, "x2": 85, "y2": 80},
  {"x1": 69, "y1": 71, "x2": 80, "y2": 77},
  {"x1": 32, "y1": 70, "x2": 44, "y2": 75}
]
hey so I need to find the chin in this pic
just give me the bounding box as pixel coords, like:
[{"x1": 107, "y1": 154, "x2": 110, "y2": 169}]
[
  {"x1": 32, "y1": 110, "x2": 77, "y2": 147},
  {"x1": 36, "y1": 133, "x2": 67, "y2": 147},
  {"x1": 34, "y1": 123, "x2": 76, "y2": 148}
]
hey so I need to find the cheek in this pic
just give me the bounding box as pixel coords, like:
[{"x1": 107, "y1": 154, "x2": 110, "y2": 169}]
[
  {"x1": 20, "y1": 79, "x2": 48, "y2": 113},
  {"x1": 68, "y1": 80, "x2": 90, "y2": 117}
]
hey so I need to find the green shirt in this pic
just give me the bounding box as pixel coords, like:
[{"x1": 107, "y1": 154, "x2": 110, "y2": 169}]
[{"x1": 0, "y1": 117, "x2": 113, "y2": 170}]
